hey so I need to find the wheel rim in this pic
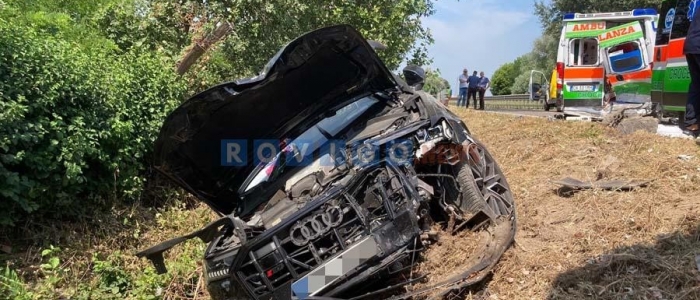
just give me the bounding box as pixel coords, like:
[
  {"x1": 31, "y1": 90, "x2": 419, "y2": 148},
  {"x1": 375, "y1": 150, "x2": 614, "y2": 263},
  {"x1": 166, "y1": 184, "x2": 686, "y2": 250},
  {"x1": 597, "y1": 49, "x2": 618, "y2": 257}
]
[{"x1": 467, "y1": 142, "x2": 514, "y2": 217}]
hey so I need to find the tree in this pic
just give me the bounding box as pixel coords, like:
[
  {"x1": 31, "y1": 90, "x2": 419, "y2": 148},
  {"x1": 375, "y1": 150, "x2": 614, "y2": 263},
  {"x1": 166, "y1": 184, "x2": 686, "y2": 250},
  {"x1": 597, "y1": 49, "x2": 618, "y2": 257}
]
[
  {"x1": 0, "y1": 0, "x2": 443, "y2": 225},
  {"x1": 490, "y1": 62, "x2": 517, "y2": 95},
  {"x1": 423, "y1": 68, "x2": 450, "y2": 96},
  {"x1": 98, "y1": 0, "x2": 437, "y2": 89},
  {"x1": 490, "y1": 33, "x2": 557, "y2": 95}
]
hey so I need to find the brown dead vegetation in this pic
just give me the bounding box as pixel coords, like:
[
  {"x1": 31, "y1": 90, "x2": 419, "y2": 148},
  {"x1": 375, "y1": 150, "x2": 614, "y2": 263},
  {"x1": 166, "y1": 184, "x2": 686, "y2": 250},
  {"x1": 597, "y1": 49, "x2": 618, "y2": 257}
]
[{"x1": 451, "y1": 108, "x2": 700, "y2": 300}]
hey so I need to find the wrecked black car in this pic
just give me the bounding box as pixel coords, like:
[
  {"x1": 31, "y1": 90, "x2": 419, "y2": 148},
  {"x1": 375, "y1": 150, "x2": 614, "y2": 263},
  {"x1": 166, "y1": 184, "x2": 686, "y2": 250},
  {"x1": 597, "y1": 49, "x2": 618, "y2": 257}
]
[{"x1": 136, "y1": 25, "x2": 516, "y2": 300}]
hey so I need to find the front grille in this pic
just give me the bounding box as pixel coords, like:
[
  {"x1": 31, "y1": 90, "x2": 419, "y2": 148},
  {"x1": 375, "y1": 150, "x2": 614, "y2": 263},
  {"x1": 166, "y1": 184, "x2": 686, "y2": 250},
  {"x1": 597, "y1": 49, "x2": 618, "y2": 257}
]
[
  {"x1": 234, "y1": 163, "x2": 413, "y2": 298},
  {"x1": 236, "y1": 195, "x2": 368, "y2": 297}
]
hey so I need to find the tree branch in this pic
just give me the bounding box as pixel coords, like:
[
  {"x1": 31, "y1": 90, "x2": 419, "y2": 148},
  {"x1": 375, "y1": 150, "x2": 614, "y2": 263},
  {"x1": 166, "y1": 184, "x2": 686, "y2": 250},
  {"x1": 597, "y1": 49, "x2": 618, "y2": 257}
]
[{"x1": 175, "y1": 21, "x2": 233, "y2": 76}]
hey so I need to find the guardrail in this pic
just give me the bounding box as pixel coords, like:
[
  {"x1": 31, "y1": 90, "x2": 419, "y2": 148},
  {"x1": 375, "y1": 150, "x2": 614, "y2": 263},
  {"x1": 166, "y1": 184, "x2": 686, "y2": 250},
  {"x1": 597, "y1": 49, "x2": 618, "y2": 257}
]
[{"x1": 446, "y1": 94, "x2": 543, "y2": 111}]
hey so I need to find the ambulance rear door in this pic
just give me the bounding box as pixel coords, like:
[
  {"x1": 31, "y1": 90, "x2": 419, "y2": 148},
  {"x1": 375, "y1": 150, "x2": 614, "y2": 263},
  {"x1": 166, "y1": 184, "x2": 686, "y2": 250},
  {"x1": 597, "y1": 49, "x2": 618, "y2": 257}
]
[{"x1": 598, "y1": 21, "x2": 654, "y2": 103}]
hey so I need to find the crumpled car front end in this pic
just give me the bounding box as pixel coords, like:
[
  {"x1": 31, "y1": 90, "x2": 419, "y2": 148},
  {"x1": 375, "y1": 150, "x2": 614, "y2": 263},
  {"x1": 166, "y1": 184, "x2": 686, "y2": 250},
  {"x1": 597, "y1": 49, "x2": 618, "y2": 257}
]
[{"x1": 136, "y1": 25, "x2": 516, "y2": 300}]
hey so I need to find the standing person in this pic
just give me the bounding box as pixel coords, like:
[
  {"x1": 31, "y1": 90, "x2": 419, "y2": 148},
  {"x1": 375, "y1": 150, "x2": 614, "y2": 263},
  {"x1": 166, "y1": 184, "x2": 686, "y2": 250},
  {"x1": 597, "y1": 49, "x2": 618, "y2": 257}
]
[
  {"x1": 457, "y1": 69, "x2": 469, "y2": 107},
  {"x1": 467, "y1": 71, "x2": 479, "y2": 108},
  {"x1": 684, "y1": 8, "x2": 700, "y2": 144},
  {"x1": 476, "y1": 71, "x2": 491, "y2": 110}
]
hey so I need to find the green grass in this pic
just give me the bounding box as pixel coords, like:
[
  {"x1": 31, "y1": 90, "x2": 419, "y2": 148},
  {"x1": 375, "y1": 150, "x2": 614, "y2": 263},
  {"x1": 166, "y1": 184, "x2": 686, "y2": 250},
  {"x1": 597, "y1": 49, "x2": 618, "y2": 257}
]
[{"x1": 0, "y1": 195, "x2": 215, "y2": 299}]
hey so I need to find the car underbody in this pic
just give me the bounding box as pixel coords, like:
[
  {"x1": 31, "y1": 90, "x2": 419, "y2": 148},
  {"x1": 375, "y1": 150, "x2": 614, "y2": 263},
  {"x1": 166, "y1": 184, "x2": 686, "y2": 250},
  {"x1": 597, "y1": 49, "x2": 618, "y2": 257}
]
[{"x1": 135, "y1": 25, "x2": 516, "y2": 300}]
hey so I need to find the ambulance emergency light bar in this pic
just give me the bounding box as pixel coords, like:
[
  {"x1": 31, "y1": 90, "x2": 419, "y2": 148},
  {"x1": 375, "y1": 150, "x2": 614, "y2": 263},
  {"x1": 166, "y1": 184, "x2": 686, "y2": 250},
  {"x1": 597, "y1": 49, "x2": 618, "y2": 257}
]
[{"x1": 563, "y1": 9, "x2": 657, "y2": 20}]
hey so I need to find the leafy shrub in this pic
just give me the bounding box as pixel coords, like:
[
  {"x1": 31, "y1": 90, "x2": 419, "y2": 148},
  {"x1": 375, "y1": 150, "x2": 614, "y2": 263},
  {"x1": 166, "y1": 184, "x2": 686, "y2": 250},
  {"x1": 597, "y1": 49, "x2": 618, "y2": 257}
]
[{"x1": 0, "y1": 19, "x2": 186, "y2": 226}]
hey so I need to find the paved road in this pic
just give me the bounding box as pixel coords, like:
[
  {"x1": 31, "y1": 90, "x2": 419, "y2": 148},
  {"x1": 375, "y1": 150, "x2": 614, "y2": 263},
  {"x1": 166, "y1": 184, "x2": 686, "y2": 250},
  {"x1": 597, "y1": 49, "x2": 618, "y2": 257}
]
[{"x1": 482, "y1": 109, "x2": 561, "y2": 118}]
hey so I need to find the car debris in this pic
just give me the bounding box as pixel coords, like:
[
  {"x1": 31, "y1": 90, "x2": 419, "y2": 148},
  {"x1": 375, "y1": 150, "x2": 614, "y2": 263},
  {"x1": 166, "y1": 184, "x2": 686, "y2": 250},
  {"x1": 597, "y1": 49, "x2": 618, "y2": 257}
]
[
  {"x1": 657, "y1": 124, "x2": 695, "y2": 139},
  {"x1": 678, "y1": 155, "x2": 694, "y2": 161},
  {"x1": 134, "y1": 25, "x2": 516, "y2": 300},
  {"x1": 552, "y1": 177, "x2": 651, "y2": 194}
]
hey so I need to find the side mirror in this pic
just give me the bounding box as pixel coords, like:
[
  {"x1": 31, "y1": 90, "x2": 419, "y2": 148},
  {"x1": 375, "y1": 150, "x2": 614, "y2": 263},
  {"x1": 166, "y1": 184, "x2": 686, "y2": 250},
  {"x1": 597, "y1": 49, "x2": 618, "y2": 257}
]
[{"x1": 403, "y1": 65, "x2": 425, "y2": 90}]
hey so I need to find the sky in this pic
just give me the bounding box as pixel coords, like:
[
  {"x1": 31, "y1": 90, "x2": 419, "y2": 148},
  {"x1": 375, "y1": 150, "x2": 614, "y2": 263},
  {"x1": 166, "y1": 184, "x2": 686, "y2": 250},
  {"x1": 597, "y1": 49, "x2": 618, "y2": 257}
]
[{"x1": 418, "y1": 0, "x2": 545, "y2": 96}]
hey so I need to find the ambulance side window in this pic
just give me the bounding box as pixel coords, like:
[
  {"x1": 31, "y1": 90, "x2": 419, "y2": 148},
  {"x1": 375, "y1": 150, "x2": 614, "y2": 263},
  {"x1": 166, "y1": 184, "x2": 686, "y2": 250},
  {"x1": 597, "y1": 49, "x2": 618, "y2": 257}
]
[
  {"x1": 671, "y1": 0, "x2": 692, "y2": 39},
  {"x1": 567, "y1": 38, "x2": 599, "y2": 66}
]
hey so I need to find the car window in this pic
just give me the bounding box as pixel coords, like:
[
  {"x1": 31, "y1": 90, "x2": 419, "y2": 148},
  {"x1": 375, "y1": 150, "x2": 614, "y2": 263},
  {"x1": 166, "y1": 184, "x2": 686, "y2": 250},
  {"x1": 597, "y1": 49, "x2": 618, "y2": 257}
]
[
  {"x1": 671, "y1": 0, "x2": 692, "y2": 39},
  {"x1": 657, "y1": 0, "x2": 678, "y2": 45}
]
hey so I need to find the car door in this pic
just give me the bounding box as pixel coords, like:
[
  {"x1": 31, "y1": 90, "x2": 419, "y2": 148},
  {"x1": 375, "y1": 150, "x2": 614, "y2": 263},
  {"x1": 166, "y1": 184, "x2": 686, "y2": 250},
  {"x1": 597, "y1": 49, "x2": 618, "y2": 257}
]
[
  {"x1": 528, "y1": 70, "x2": 549, "y2": 102},
  {"x1": 662, "y1": 0, "x2": 694, "y2": 113},
  {"x1": 598, "y1": 20, "x2": 654, "y2": 103},
  {"x1": 653, "y1": 0, "x2": 678, "y2": 108}
]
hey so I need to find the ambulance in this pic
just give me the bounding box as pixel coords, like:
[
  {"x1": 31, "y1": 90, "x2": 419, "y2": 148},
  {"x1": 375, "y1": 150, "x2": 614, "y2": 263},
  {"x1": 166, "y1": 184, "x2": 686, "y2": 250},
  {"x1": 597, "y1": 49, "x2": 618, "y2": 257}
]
[
  {"x1": 540, "y1": 9, "x2": 660, "y2": 116},
  {"x1": 652, "y1": 0, "x2": 696, "y2": 124}
]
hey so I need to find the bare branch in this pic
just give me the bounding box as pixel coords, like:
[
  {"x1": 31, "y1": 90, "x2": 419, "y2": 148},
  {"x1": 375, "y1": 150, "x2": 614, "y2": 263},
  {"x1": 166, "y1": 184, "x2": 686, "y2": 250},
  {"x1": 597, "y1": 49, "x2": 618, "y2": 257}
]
[{"x1": 175, "y1": 21, "x2": 233, "y2": 76}]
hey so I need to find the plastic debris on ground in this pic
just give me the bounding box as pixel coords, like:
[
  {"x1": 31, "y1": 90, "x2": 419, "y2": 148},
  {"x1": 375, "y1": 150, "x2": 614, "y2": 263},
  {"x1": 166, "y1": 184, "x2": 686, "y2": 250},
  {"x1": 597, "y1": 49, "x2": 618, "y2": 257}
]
[{"x1": 657, "y1": 124, "x2": 694, "y2": 139}]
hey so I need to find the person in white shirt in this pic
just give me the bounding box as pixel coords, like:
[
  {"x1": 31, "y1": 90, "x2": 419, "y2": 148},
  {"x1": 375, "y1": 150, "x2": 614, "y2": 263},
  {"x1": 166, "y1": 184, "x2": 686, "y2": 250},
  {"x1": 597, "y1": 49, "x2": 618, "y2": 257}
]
[{"x1": 457, "y1": 69, "x2": 469, "y2": 107}]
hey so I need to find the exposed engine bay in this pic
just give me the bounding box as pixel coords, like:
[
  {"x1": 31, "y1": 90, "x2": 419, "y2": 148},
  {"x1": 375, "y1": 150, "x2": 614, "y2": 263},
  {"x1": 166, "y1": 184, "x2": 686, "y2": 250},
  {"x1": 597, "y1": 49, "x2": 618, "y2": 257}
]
[{"x1": 243, "y1": 99, "x2": 424, "y2": 232}]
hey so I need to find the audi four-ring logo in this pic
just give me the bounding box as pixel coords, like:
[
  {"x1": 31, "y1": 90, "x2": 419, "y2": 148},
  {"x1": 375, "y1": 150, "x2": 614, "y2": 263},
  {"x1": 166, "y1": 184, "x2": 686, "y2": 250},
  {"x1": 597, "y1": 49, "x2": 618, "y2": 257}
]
[{"x1": 290, "y1": 206, "x2": 343, "y2": 246}]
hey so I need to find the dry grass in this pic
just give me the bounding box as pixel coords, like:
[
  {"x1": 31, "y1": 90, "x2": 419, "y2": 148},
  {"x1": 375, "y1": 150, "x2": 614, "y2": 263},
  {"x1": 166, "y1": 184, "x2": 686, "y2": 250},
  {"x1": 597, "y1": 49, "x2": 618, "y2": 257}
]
[
  {"x1": 3, "y1": 107, "x2": 700, "y2": 299},
  {"x1": 406, "y1": 227, "x2": 483, "y2": 298},
  {"x1": 449, "y1": 106, "x2": 700, "y2": 300}
]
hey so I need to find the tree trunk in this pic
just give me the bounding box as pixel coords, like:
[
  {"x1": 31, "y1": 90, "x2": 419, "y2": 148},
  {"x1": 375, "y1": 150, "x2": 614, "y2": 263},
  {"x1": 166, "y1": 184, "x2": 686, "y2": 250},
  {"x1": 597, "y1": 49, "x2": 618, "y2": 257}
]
[{"x1": 176, "y1": 21, "x2": 233, "y2": 76}]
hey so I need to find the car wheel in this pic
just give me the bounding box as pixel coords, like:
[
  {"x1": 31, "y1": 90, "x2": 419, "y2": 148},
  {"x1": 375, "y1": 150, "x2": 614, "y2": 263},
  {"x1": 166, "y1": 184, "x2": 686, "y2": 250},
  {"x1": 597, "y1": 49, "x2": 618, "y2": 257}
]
[
  {"x1": 444, "y1": 155, "x2": 485, "y2": 219},
  {"x1": 444, "y1": 140, "x2": 515, "y2": 222}
]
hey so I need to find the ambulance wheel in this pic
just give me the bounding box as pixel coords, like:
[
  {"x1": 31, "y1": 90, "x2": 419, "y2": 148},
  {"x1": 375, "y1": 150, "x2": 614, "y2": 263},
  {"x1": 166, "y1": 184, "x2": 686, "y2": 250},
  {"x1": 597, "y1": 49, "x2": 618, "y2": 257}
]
[{"x1": 544, "y1": 102, "x2": 551, "y2": 111}]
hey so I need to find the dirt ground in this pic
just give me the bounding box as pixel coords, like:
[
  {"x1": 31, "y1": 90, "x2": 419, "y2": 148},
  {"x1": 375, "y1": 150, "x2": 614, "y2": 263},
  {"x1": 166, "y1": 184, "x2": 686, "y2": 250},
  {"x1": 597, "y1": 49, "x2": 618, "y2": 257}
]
[
  {"x1": 4, "y1": 108, "x2": 700, "y2": 300},
  {"x1": 450, "y1": 108, "x2": 700, "y2": 300}
]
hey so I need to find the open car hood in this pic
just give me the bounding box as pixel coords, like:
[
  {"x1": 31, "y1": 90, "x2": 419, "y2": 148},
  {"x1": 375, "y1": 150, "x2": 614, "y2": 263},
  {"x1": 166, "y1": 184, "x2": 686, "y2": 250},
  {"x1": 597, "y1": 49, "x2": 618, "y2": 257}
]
[{"x1": 153, "y1": 25, "x2": 399, "y2": 215}]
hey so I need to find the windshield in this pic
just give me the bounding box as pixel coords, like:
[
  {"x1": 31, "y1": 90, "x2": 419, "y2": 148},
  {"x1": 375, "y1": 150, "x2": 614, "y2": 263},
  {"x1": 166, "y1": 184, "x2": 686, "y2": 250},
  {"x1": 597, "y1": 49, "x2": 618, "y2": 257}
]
[{"x1": 241, "y1": 96, "x2": 380, "y2": 193}]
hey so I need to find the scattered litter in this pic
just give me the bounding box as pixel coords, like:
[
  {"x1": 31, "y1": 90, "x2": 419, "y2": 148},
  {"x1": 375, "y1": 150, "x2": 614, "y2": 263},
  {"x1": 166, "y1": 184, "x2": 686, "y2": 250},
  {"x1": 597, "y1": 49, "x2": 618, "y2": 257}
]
[
  {"x1": 567, "y1": 116, "x2": 593, "y2": 122},
  {"x1": 678, "y1": 155, "x2": 694, "y2": 161},
  {"x1": 552, "y1": 177, "x2": 651, "y2": 193},
  {"x1": 657, "y1": 124, "x2": 693, "y2": 139}
]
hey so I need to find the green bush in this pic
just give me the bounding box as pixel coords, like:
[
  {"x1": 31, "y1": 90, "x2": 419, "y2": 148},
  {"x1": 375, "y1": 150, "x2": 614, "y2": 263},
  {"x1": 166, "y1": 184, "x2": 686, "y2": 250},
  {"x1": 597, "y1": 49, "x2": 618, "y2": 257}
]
[{"x1": 0, "y1": 19, "x2": 186, "y2": 226}]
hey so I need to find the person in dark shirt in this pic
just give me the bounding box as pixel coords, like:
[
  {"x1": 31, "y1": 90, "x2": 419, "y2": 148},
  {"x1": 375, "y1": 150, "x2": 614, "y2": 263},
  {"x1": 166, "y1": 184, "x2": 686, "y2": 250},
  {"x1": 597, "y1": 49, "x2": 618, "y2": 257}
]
[
  {"x1": 467, "y1": 71, "x2": 480, "y2": 109},
  {"x1": 476, "y1": 71, "x2": 491, "y2": 110},
  {"x1": 684, "y1": 8, "x2": 700, "y2": 140}
]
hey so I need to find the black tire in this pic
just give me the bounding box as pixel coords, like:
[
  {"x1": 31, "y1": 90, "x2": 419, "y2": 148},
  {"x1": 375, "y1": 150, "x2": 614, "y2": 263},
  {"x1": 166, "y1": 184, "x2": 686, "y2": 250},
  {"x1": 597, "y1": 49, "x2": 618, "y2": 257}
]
[
  {"x1": 544, "y1": 102, "x2": 551, "y2": 111},
  {"x1": 443, "y1": 140, "x2": 515, "y2": 221},
  {"x1": 445, "y1": 159, "x2": 486, "y2": 218}
]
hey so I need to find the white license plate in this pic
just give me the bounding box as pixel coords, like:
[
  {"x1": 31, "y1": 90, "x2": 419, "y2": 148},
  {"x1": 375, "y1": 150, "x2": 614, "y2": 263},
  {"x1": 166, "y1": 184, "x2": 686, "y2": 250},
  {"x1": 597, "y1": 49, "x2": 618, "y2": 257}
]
[{"x1": 570, "y1": 85, "x2": 595, "y2": 92}]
